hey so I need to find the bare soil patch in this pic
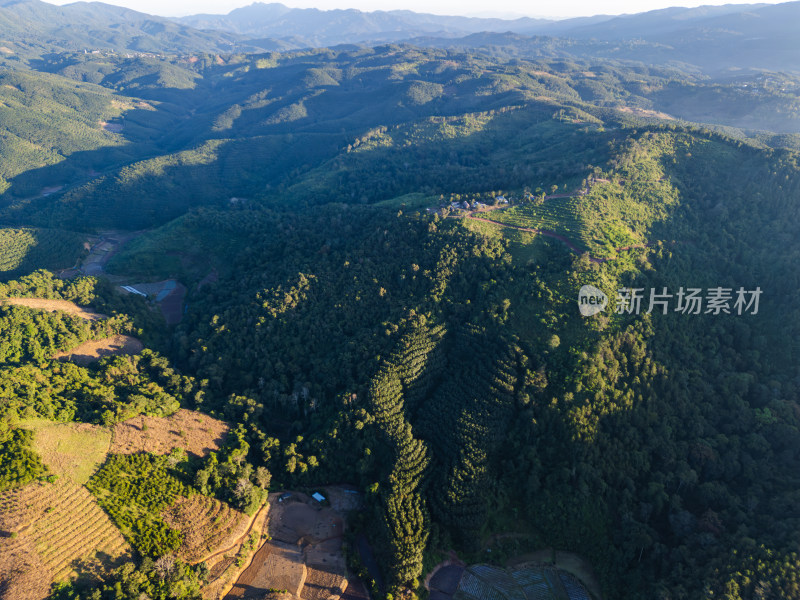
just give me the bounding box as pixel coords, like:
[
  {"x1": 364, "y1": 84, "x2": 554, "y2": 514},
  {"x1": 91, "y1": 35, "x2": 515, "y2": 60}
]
[
  {"x1": 618, "y1": 106, "x2": 674, "y2": 120},
  {"x1": 111, "y1": 408, "x2": 229, "y2": 458},
  {"x1": 302, "y1": 564, "x2": 347, "y2": 600},
  {"x1": 224, "y1": 488, "x2": 356, "y2": 600},
  {"x1": 198, "y1": 269, "x2": 219, "y2": 290},
  {"x1": 99, "y1": 121, "x2": 124, "y2": 133},
  {"x1": 2, "y1": 297, "x2": 106, "y2": 320},
  {"x1": 162, "y1": 495, "x2": 249, "y2": 563},
  {"x1": 53, "y1": 334, "x2": 143, "y2": 366},
  {"x1": 226, "y1": 541, "x2": 306, "y2": 599},
  {"x1": 40, "y1": 185, "x2": 64, "y2": 196}
]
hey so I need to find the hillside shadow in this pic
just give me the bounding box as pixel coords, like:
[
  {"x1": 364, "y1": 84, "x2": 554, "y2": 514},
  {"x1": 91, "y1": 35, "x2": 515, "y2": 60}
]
[
  {"x1": 0, "y1": 49, "x2": 617, "y2": 233},
  {"x1": 64, "y1": 551, "x2": 131, "y2": 591}
]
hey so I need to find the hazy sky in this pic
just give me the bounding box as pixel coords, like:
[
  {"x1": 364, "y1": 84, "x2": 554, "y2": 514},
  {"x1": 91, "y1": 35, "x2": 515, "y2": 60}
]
[{"x1": 45, "y1": 0, "x2": 785, "y2": 19}]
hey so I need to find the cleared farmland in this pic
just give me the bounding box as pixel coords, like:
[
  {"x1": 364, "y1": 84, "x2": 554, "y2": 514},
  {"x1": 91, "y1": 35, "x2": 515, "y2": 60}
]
[
  {"x1": 111, "y1": 408, "x2": 229, "y2": 458},
  {"x1": 162, "y1": 494, "x2": 249, "y2": 563},
  {"x1": 224, "y1": 489, "x2": 358, "y2": 600},
  {"x1": 52, "y1": 334, "x2": 144, "y2": 366},
  {"x1": 0, "y1": 534, "x2": 51, "y2": 600},
  {"x1": 1, "y1": 297, "x2": 106, "y2": 320},
  {"x1": 0, "y1": 479, "x2": 131, "y2": 595},
  {"x1": 479, "y1": 198, "x2": 588, "y2": 251}
]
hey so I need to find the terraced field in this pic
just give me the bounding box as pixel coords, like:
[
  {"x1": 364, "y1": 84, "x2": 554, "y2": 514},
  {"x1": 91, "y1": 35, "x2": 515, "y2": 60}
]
[
  {"x1": 0, "y1": 534, "x2": 50, "y2": 600},
  {"x1": 480, "y1": 198, "x2": 588, "y2": 251},
  {"x1": 0, "y1": 479, "x2": 131, "y2": 595},
  {"x1": 475, "y1": 189, "x2": 647, "y2": 260},
  {"x1": 162, "y1": 494, "x2": 249, "y2": 563}
]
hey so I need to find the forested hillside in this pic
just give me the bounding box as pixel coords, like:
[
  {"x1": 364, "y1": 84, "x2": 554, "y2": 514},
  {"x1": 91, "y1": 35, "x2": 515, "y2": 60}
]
[
  {"x1": 3, "y1": 44, "x2": 799, "y2": 233},
  {"x1": 120, "y1": 124, "x2": 795, "y2": 600},
  {"x1": 1, "y1": 4, "x2": 800, "y2": 600}
]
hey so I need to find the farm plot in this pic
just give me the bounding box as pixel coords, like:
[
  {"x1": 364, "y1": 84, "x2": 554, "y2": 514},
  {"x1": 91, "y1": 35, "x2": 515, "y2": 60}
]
[
  {"x1": 510, "y1": 569, "x2": 557, "y2": 600},
  {"x1": 225, "y1": 541, "x2": 306, "y2": 599},
  {"x1": 457, "y1": 571, "x2": 508, "y2": 600},
  {"x1": 301, "y1": 564, "x2": 348, "y2": 600},
  {"x1": 0, "y1": 534, "x2": 50, "y2": 600},
  {"x1": 224, "y1": 489, "x2": 354, "y2": 600},
  {"x1": 201, "y1": 503, "x2": 271, "y2": 600},
  {"x1": 159, "y1": 280, "x2": 187, "y2": 325},
  {"x1": 481, "y1": 198, "x2": 588, "y2": 250},
  {"x1": 111, "y1": 408, "x2": 229, "y2": 458},
  {"x1": 429, "y1": 565, "x2": 465, "y2": 595},
  {"x1": 0, "y1": 478, "x2": 131, "y2": 592},
  {"x1": 162, "y1": 494, "x2": 249, "y2": 563},
  {"x1": 53, "y1": 334, "x2": 143, "y2": 366}
]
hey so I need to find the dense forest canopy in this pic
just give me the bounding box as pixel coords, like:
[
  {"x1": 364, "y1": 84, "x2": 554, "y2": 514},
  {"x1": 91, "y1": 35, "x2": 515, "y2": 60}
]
[{"x1": 1, "y1": 3, "x2": 800, "y2": 600}]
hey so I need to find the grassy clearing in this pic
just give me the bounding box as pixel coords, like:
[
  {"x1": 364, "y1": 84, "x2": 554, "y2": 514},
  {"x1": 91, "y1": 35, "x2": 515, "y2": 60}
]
[
  {"x1": 19, "y1": 420, "x2": 111, "y2": 485},
  {"x1": 1, "y1": 297, "x2": 106, "y2": 320},
  {"x1": 375, "y1": 193, "x2": 436, "y2": 210}
]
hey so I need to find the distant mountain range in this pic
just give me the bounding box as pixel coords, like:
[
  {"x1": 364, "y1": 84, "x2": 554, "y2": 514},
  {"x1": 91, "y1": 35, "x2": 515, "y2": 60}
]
[
  {"x1": 174, "y1": 0, "x2": 800, "y2": 73},
  {"x1": 1, "y1": 0, "x2": 800, "y2": 73},
  {"x1": 171, "y1": 1, "x2": 783, "y2": 47},
  {"x1": 0, "y1": 0, "x2": 282, "y2": 54}
]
